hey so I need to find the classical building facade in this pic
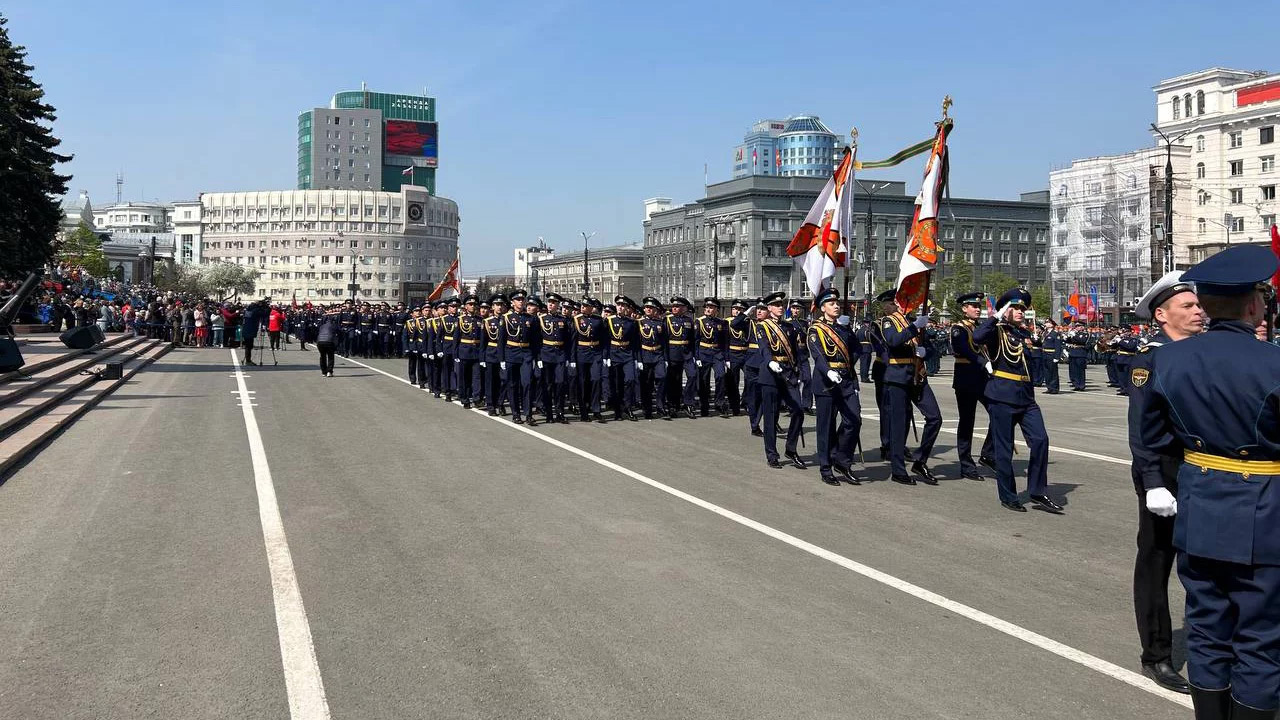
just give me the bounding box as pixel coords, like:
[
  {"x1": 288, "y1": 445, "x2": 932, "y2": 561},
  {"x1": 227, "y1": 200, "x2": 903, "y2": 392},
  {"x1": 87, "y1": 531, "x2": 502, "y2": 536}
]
[
  {"x1": 644, "y1": 175, "x2": 1049, "y2": 301},
  {"x1": 1153, "y1": 67, "x2": 1280, "y2": 263},
  {"x1": 528, "y1": 244, "x2": 644, "y2": 300},
  {"x1": 198, "y1": 186, "x2": 459, "y2": 303}
]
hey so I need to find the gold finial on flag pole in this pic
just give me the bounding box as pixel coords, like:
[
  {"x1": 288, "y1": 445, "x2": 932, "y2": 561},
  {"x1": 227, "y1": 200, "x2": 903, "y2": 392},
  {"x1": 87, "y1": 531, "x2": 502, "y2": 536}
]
[
  {"x1": 942, "y1": 95, "x2": 953, "y2": 119},
  {"x1": 849, "y1": 127, "x2": 858, "y2": 148}
]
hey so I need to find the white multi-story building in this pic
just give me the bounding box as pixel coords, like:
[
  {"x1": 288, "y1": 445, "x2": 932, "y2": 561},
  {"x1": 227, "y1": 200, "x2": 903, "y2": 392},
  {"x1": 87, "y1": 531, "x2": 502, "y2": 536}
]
[
  {"x1": 513, "y1": 239, "x2": 554, "y2": 288},
  {"x1": 198, "y1": 185, "x2": 460, "y2": 303},
  {"x1": 1153, "y1": 67, "x2": 1280, "y2": 263},
  {"x1": 92, "y1": 201, "x2": 171, "y2": 233},
  {"x1": 1049, "y1": 147, "x2": 1191, "y2": 320}
]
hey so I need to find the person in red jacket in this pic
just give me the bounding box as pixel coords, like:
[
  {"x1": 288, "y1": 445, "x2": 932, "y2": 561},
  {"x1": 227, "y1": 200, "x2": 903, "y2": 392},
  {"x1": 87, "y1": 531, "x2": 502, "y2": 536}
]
[{"x1": 267, "y1": 305, "x2": 286, "y2": 351}]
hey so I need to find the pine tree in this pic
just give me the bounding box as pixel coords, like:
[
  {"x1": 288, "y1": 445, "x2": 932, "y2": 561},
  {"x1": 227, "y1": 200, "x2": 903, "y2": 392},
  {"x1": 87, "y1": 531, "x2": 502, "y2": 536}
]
[{"x1": 0, "y1": 14, "x2": 71, "y2": 278}]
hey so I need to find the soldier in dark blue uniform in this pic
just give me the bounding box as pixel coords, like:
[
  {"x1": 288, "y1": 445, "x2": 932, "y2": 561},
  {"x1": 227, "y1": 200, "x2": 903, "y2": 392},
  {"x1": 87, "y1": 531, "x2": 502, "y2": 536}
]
[
  {"x1": 424, "y1": 302, "x2": 442, "y2": 395},
  {"x1": 338, "y1": 302, "x2": 357, "y2": 356},
  {"x1": 404, "y1": 305, "x2": 422, "y2": 385},
  {"x1": 604, "y1": 295, "x2": 640, "y2": 422},
  {"x1": 789, "y1": 297, "x2": 814, "y2": 414},
  {"x1": 1126, "y1": 271, "x2": 1203, "y2": 695},
  {"x1": 1140, "y1": 245, "x2": 1280, "y2": 719},
  {"x1": 755, "y1": 292, "x2": 806, "y2": 469},
  {"x1": 500, "y1": 290, "x2": 538, "y2": 424},
  {"x1": 525, "y1": 296, "x2": 545, "y2": 415},
  {"x1": 1040, "y1": 319, "x2": 1063, "y2": 394},
  {"x1": 562, "y1": 298, "x2": 580, "y2": 416},
  {"x1": 724, "y1": 299, "x2": 751, "y2": 417},
  {"x1": 665, "y1": 296, "x2": 698, "y2": 418},
  {"x1": 357, "y1": 303, "x2": 376, "y2": 358},
  {"x1": 454, "y1": 295, "x2": 484, "y2": 409},
  {"x1": 742, "y1": 300, "x2": 769, "y2": 436},
  {"x1": 573, "y1": 297, "x2": 607, "y2": 422},
  {"x1": 972, "y1": 288, "x2": 1062, "y2": 514},
  {"x1": 1027, "y1": 325, "x2": 1043, "y2": 386},
  {"x1": 856, "y1": 317, "x2": 874, "y2": 383},
  {"x1": 878, "y1": 291, "x2": 943, "y2": 485},
  {"x1": 868, "y1": 291, "x2": 896, "y2": 459},
  {"x1": 536, "y1": 292, "x2": 571, "y2": 424},
  {"x1": 1113, "y1": 330, "x2": 1140, "y2": 396},
  {"x1": 390, "y1": 303, "x2": 407, "y2": 358},
  {"x1": 637, "y1": 297, "x2": 669, "y2": 420},
  {"x1": 437, "y1": 298, "x2": 461, "y2": 401},
  {"x1": 1064, "y1": 326, "x2": 1089, "y2": 390},
  {"x1": 481, "y1": 295, "x2": 507, "y2": 415},
  {"x1": 951, "y1": 292, "x2": 995, "y2": 481},
  {"x1": 695, "y1": 297, "x2": 729, "y2": 418},
  {"x1": 807, "y1": 287, "x2": 863, "y2": 486}
]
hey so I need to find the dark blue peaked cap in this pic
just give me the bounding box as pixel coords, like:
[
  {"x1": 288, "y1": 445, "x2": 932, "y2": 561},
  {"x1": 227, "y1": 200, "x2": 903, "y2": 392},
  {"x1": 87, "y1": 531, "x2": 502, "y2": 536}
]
[{"x1": 1183, "y1": 245, "x2": 1279, "y2": 296}]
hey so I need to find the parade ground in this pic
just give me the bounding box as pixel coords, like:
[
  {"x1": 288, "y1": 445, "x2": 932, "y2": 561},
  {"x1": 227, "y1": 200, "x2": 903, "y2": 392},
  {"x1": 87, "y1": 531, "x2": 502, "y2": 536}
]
[{"x1": 0, "y1": 348, "x2": 1190, "y2": 719}]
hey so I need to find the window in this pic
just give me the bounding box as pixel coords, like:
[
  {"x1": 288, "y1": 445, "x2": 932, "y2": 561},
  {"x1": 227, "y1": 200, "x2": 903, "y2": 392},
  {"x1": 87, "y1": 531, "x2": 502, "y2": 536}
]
[
  {"x1": 1231, "y1": 160, "x2": 1244, "y2": 176},
  {"x1": 1085, "y1": 207, "x2": 1102, "y2": 223},
  {"x1": 1197, "y1": 162, "x2": 1206, "y2": 179},
  {"x1": 1184, "y1": 94, "x2": 1192, "y2": 117},
  {"x1": 1196, "y1": 90, "x2": 1205, "y2": 115},
  {"x1": 961, "y1": 227, "x2": 974, "y2": 240},
  {"x1": 1263, "y1": 214, "x2": 1276, "y2": 229},
  {"x1": 1263, "y1": 156, "x2": 1275, "y2": 173},
  {"x1": 1230, "y1": 131, "x2": 1243, "y2": 148},
  {"x1": 1231, "y1": 188, "x2": 1244, "y2": 204},
  {"x1": 1173, "y1": 99, "x2": 1181, "y2": 120},
  {"x1": 1263, "y1": 185, "x2": 1277, "y2": 201},
  {"x1": 981, "y1": 251, "x2": 993, "y2": 264},
  {"x1": 981, "y1": 228, "x2": 992, "y2": 241},
  {"x1": 1262, "y1": 127, "x2": 1275, "y2": 145},
  {"x1": 1196, "y1": 135, "x2": 1205, "y2": 152},
  {"x1": 1000, "y1": 251, "x2": 1011, "y2": 263},
  {"x1": 1230, "y1": 216, "x2": 1245, "y2": 232},
  {"x1": 1198, "y1": 190, "x2": 1210, "y2": 206},
  {"x1": 1054, "y1": 231, "x2": 1067, "y2": 246}
]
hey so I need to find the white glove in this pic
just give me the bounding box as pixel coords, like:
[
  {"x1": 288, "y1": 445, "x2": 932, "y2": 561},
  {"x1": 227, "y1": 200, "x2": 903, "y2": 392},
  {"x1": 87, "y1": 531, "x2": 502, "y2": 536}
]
[
  {"x1": 454, "y1": 358, "x2": 460, "y2": 363},
  {"x1": 984, "y1": 361, "x2": 993, "y2": 375},
  {"x1": 1145, "y1": 487, "x2": 1177, "y2": 517},
  {"x1": 421, "y1": 352, "x2": 429, "y2": 358},
  {"x1": 996, "y1": 303, "x2": 1012, "y2": 320},
  {"x1": 913, "y1": 314, "x2": 930, "y2": 329},
  {"x1": 826, "y1": 370, "x2": 841, "y2": 384},
  {"x1": 499, "y1": 361, "x2": 507, "y2": 371},
  {"x1": 837, "y1": 315, "x2": 850, "y2": 326},
  {"x1": 915, "y1": 346, "x2": 927, "y2": 358},
  {"x1": 437, "y1": 352, "x2": 444, "y2": 359},
  {"x1": 768, "y1": 360, "x2": 783, "y2": 373},
  {"x1": 635, "y1": 360, "x2": 643, "y2": 371},
  {"x1": 480, "y1": 361, "x2": 487, "y2": 368},
  {"x1": 604, "y1": 358, "x2": 612, "y2": 368},
  {"x1": 536, "y1": 360, "x2": 543, "y2": 369},
  {"x1": 1055, "y1": 359, "x2": 1061, "y2": 364},
  {"x1": 568, "y1": 362, "x2": 576, "y2": 369},
  {"x1": 695, "y1": 359, "x2": 703, "y2": 367},
  {"x1": 725, "y1": 362, "x2": 731, "y2": 371}
]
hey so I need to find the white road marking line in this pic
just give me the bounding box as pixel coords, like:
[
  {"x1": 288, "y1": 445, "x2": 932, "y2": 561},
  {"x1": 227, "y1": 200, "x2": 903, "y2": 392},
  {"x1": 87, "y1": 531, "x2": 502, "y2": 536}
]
[
  {"x1": 861, "y1": 412, "x2": 1130, "y2": 466},
  {"x1": 342, "y1": 356, "x2": 1188, "y2": 710},
  {"x1": 231, "y1": 351, "x2": 331, "y2": 720}
]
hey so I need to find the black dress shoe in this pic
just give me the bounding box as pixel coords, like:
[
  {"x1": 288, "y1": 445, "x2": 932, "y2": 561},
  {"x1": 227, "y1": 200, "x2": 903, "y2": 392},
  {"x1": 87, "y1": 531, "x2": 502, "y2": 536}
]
[
  {"x1": 962, "y1": 470, "x2": 987, "y2": 481},
  {"x1": 911, "y1": 461, "x2": 938, "y2": 485},
  {"x1": 684, "y1": 405, "x2": 697, "y2": 419},
  {"x1": 433, "y1": 392, "x2": 442, "y2": 399},
  {"x1": 751, "y1": 428, "x2": 764, "y2": 437},
  {"x1": 785, "y1": 451, "x2": 807, "y2": 470},
  {"x1": 487, "y1": 408, "x2": 498, "y2": 416},
  {"x1": 626, "y1": 410, "x2": 639, "y2": 422},
  {"x1": 462, "y1": 402, "x2": 472, "y2": 409},
  {"x1": 1140, "y1": 662, "x2": 1189, "y2": 694},
  {"x1": 767, "y1": 458, "x2": 784, "y2": 469},
  {"x1": 1001, "y1": 500, "x2": 1027, "y2": 512},
  {"x1": 891, "y1": 474, "x2": 916, "y2": 486},
  {"x1": 833, "y1": 464, "x2": 862, "y2": 486},
  {"x1": 820, "y1": 472, "x2": 841, "y2": 486},
  {"x1": 979, "y1": 455, "x2": 996, "y2": 471},
  {"x1": 594, "y1": 413, "x2": 606, "y2": 424},
  {"x1": 1029, "y1": 494, "x2": 1065, "y2": 514},
  {"x1": 513, "y1": 416, "x2": 525, "y2": 425},
  {"x1": 526, "y1": 417, "x2": 538, "y2": 427},
  {"x1": 559, "y1": 415, "x2": 570, "y2": 424}
]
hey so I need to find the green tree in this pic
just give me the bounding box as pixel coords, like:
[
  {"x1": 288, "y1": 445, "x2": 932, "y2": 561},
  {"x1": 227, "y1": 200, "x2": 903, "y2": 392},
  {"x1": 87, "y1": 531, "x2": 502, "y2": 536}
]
[
  {"x1": 980, "y1": 271, "x2": 1019, "y2": 296},
  {"x1": 154, "y1": 262, "x2": 206, "y2": 297},
  {"x1": 0, "y1": 15, "x2": 71, "y2": 278},
  {"x1": 1030, "y1": 284, "x2": 1051, "y2": 319},
  {"x1": 935, "y1": 256, "x2": 975, "y2": 318},
  {"x1": 202, "y1": 263, "x2": 260, "y2": 301},
  {"x1": 61, "y1": 222, "x2": 109, "y2": 276}
]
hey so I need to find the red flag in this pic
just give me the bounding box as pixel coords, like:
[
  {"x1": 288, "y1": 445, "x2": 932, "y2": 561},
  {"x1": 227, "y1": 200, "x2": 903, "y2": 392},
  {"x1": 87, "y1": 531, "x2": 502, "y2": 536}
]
[
  {"x1": 752, "y1": 148, "x2": 758, "y2": 167},
  {"x1": 428, "y1": 256, "x2": 460, "y2": 302},
  {"x1": 1271, "y1": 224, "x2": 1280, "y2": 289},
  {"x1": 775, "y1": 149, "x2": 781, "y2": 168}
]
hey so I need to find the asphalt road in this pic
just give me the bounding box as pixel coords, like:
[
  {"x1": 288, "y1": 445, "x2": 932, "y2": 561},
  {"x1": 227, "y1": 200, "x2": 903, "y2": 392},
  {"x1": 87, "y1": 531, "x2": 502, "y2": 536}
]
[{"x1": 0, "y1": 345, "x2": 1190, "y2": 719}]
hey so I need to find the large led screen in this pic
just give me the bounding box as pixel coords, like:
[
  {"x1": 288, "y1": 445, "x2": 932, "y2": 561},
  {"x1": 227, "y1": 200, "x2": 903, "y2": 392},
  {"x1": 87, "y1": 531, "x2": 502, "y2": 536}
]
[{"x1": 385, "y1": 121, "x2": 438, "y2": 161}]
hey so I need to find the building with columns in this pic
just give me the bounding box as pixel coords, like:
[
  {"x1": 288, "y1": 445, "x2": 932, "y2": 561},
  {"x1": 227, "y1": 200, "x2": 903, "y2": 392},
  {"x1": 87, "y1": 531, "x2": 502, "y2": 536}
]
[{"x1": 197, "y1": 185, "x2": 459, "y2": 303}]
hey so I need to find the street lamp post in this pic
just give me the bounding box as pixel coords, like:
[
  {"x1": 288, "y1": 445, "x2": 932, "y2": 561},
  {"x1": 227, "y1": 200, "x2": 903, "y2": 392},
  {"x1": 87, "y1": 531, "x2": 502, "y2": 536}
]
[
  {"x1": 580, "y1": 231, "x2": 595, "y2": 294},
  {"x1": 349, "y1": 253, "x2": 363, "y2": 302},
  {"x1": 856, "y1": 181, "x2": 890, "y2": 315},
  {"x1": 1151, "y1": 124, "x2": 1189, "y2": 274}
]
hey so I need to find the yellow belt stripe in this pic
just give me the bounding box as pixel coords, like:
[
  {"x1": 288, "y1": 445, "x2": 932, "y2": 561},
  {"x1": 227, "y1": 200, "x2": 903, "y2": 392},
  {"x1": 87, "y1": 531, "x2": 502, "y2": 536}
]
[
  {"x1": 993, "y1": 370, "x2": 1030, "y2": 382},
  {"x1": 1185, "y1": 450, "x2": 1280, "y2": 475}
]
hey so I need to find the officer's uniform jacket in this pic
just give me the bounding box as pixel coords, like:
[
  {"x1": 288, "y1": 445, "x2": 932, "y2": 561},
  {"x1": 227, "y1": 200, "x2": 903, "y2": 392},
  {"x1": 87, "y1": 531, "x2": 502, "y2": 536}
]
[
  {"x1": 500, "y1": 310, "x2": 537, "y2": 364},
  {"x1": 665, "y1": 314, "x2": 694, "y2": 362},
  {"x1": 537, "y1": 311, "x2": 571, "y2": 364},
  {"x1": 606, "y1": 314, "x2": 639, "y2": 362},
  {"x1": 695, "y1": 315, "x2": 727, "y2": 363},
  {"x1": 972, "y1": 317, "x2": 1036, "y2": 407},
  {"x1": 878, "y1": 311, "x2": 924, "y2": 386},
  {"x1": 949, "y1": 318, "x2": 990, "y2": 392},
  {"x1": 455, "y1": 312, "x2": 484, "y2": 360},
  {"x1": 638, "y1": 316, "x2": 667, "y2": 365},
  {"x1": 807, "y1": 319, "x2": 858, "y2": 398}
]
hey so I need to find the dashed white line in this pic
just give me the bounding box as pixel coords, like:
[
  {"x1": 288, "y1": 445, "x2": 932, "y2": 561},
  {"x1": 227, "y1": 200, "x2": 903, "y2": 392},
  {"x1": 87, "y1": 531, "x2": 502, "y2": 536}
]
[
  {"x1": 231, "y1": 351, "x2": 331, "y2": 720},
  {"x1": 340, "y1": 356, "x2": 1187, "y2": 710}
]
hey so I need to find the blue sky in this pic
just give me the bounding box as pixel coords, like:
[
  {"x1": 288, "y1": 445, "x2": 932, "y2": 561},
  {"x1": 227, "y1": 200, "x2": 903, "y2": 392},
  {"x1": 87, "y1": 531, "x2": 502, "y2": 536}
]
[{"x1": 9, "y1": 0, "x2": 1272, "y2": 275}]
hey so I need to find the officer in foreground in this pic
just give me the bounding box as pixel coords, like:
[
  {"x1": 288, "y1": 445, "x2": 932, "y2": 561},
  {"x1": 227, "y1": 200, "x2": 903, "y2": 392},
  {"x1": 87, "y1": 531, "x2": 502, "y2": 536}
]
[
  {"x1": 1126, "y1": 271, "x2": 1203, "y2": 695},
  {"x1": 1140, "y1": 245, "x2": 1280, "y2": 720},
  {"x1": 972, "y1": 288, "x2": 1062, "y2": 513},
  {"x1": 807, "y1": 287, "x2": 863, "y2": 485},
  {"x1": 951, "y1": 292, "x2": 995, "y2": 480}
]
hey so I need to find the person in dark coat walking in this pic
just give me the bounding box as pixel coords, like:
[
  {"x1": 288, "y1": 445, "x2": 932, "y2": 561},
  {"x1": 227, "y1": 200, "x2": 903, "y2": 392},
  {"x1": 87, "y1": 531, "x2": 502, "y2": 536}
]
[
  {"x1": 315, "y1": 309, "x2": 339, "y2": 376},
  {"x1": 241, "y1": 300, "x2": 266, "y2": 365}
]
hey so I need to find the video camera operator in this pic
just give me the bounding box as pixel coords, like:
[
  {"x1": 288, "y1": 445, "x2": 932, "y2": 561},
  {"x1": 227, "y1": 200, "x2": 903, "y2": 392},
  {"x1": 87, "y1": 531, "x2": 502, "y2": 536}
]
[{"x1": 241, "y1": 298, "x2": 270, "y2": 366}]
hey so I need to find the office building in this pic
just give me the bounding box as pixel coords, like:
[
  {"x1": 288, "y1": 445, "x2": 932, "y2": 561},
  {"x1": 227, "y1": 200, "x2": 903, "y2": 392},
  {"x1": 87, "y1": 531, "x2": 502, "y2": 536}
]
[
  {"x1": 298, "y1": 87, "x2": 438, "y2": 194},
  {"x1": 1049, "y1": 147, "x2": 1191, "y2": 320},
  {"x1": 732, "y1": 115, "x2": 844, "y2": 179},
  {"x1": 1152, "y1": 67, "x2": 1280, "y2": 263},
  {"x1": 528, "y1": 243, "x2": 645, "y2": 300},
  {"x1": 198, "y1": 185, "x2": 459, "y2": 303},
  {"x1": 644, "y1": 175, "x2": 1048, "y2": 301}
]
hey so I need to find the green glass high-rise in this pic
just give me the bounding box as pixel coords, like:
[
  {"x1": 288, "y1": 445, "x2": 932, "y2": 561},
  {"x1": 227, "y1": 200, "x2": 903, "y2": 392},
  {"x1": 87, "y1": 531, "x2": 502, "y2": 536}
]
[{"x1": 298, "y1": 88, "x2": 437, "y2": 194}]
